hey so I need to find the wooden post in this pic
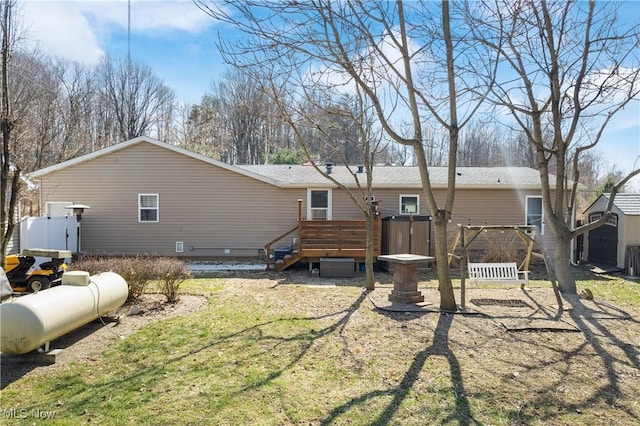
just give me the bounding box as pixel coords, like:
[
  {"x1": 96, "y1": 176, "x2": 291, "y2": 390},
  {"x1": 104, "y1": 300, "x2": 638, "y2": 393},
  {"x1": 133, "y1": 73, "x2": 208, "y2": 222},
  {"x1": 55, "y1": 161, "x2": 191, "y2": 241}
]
[{"x1": 449, "y1": 227, "x2": 461, "y2": 266}]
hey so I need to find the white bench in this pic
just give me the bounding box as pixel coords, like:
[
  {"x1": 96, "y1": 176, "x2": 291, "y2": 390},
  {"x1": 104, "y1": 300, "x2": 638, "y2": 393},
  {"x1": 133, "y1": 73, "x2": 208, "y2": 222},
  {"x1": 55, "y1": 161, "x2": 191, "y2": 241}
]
[{"x1": 467, "y1": 262, "x2": 529, "y2": 288}]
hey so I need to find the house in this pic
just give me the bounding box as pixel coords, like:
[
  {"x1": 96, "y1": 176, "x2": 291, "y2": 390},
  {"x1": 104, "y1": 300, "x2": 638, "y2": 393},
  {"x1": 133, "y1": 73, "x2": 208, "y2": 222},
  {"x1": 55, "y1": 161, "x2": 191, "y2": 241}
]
[
  {"x1": 583, "y1": 193, "x2": 640, "y2": 273},
  {"x1": 28, "y1": 137, "x2": 561, "y2": 269}
]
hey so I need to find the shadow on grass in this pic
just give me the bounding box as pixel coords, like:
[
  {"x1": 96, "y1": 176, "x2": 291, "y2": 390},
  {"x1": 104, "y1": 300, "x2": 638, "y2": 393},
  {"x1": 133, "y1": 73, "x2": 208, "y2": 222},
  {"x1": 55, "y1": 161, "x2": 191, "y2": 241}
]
[
  {"x1": 320, "y1": 311, "x2": 481, "y2": 426},
  {"x1": 502, "y1": 293, "x2": 639, "y2": 424},
  {"x1": 14, "y1": 288, "x2": 374, "y2": 418},
  {"x1": 552, "y1": 295, "x2": 639, "y2": 419},
  {"x1": 0, "y1": 319, "x2": 113, "y2": 390}
]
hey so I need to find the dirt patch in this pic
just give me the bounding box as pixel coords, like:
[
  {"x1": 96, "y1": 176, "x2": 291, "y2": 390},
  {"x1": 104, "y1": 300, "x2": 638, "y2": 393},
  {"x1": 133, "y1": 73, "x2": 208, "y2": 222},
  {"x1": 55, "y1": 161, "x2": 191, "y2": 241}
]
[{"x1": 1, "y1": 294, "x2": 206, "y2": 387}]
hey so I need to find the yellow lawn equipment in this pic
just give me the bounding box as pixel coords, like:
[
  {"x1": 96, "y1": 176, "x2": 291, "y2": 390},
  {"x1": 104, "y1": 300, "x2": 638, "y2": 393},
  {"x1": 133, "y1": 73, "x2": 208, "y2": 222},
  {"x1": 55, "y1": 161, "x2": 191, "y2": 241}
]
[{"x1": 5, "y1": 249, "x2": 72, "y2": 293}]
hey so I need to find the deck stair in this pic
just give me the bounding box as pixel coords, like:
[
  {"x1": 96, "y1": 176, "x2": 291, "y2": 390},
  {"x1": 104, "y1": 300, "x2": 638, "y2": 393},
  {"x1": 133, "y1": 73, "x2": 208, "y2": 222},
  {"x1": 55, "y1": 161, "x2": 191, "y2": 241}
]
[{"x1": 275, "y1": 250, "x2": 301, "y2": 271}]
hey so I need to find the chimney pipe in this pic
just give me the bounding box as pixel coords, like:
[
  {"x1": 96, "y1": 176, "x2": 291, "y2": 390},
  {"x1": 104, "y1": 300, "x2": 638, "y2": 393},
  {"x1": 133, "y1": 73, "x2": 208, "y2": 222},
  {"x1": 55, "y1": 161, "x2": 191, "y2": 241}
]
[
  {"x1": 325, "y1": 163, "x2": 333, "y2": 174},
  {"x1": 357, "y1": 165, "x2": 364, "y2": 173}
]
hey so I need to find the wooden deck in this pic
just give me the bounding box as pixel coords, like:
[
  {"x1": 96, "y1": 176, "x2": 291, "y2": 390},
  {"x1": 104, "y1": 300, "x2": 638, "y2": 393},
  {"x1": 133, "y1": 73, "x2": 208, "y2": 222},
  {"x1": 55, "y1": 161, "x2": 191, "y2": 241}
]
[{"x1": 265, "y1": 201, "x2": 381, "y2": 271}]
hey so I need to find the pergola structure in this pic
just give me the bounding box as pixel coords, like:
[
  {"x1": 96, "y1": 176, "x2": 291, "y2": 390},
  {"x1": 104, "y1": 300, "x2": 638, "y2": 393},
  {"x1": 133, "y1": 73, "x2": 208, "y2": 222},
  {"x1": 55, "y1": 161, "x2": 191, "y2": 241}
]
[{"x1": 449, "y1": 224, "x2": 563, "y2": 309}]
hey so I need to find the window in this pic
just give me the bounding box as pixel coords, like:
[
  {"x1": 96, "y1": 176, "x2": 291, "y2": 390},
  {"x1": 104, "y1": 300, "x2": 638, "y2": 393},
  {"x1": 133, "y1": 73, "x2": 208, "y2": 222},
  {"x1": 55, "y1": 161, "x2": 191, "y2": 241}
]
[
  {"x1": 308, "y1": 189, "x2": 331, "y2": 220},
  {"x1": 526, "y1": 196, "x2": 543, "y2": 235},
  {"x1": 400, "y1": 195, "x2": 419, "y2": 215},
  {"x1": 139, "y1": 194, "x2": 159, "y2": 222},
  {"x1": 590, "y1": 212, "x2": 617, "y2": 227}
]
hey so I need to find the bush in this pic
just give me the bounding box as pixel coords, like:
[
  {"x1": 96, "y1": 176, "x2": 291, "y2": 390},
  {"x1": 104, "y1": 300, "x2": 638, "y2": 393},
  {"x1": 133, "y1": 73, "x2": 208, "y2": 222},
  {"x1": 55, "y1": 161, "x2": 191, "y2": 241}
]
[
  {"x1": 70, "y1": 255, "x2": 159, "y2": 302},
  {"x1": 481, "y1": 232, "x2": 523, "y2": 263},
  {"x1": 69, "y1": 256, "x2": 108, "y2": 276},
  {"x1": 117, "y1": 256, "x2": 157, "y2": 302},
  {"x1": 153, "y1": 258, "x2": 191, "y2": 303}
]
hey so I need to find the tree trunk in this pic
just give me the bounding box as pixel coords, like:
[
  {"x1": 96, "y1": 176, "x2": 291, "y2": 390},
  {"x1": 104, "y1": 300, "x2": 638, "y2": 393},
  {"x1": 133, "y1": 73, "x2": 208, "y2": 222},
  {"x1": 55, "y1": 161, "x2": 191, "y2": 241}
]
[
  {"x1": 364, "y1": 212, "x2": 375, "y2": 290},
  {"x1": 434, "y1": 212, "x2": 457, "y2": 311},
  {"x1": 554, "y1": 233, "x2": 577, "y2": 294}
]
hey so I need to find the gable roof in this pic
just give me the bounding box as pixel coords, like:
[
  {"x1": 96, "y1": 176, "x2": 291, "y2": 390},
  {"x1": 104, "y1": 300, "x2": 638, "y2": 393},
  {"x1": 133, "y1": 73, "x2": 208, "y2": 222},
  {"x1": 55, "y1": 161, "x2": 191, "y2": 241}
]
[
  {"x1": 28, "y1": 136, "x2": 279, "y2": 186},
  {"x1": 28, "y1": 136, "x2": 553, "y2": 190},
  {"x1": 586, "y1": 193, "x2": 640, "y2": 216}
]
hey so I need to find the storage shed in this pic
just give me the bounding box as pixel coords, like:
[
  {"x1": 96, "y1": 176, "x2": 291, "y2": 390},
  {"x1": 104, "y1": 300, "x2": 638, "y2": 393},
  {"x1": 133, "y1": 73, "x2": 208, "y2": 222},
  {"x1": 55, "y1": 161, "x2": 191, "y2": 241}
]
[
  {"x1": 584, "y1": 193, "x2": 640, "y2": 275},
  {"x1": 380, "y1": 215, "x2": 432, "y2": 271}
]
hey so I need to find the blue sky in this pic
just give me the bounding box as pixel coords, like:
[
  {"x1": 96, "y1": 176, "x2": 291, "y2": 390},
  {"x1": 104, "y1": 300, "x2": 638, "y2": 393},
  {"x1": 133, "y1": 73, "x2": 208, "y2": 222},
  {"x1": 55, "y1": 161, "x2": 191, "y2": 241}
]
[
  {"x1": 21, "y1": 0, "x2": 224, "y2": 104},
  {"x1": 19, "y1": 1, "x2": 640, "y2": 189}
]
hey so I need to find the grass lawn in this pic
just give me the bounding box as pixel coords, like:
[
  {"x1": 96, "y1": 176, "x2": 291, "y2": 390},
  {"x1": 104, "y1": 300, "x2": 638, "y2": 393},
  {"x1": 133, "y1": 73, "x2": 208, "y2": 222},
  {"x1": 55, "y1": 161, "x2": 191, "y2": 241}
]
[{"x1": 1, "y1": 268, "x2": 639, "y2": 425}]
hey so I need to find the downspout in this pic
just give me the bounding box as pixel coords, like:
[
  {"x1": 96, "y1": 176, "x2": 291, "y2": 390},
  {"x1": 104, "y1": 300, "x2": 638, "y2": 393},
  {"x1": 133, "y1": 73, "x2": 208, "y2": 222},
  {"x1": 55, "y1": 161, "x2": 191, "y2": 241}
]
[{"x1": 34, "y1": 178, "x2": 43, "y2": 217}]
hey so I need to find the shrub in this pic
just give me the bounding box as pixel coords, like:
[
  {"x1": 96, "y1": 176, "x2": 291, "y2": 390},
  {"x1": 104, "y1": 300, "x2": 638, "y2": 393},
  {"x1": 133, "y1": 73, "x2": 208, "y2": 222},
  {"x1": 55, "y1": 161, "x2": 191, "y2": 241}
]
[
  {"x1": 481, "y1": 232, "x2": 522, "y2": 263},
  {"x1": 69, "y1": 256, "x2": 108, "y2": 276},
  {"x1": 68, "y1": 255, "x2": 190, "y2": 302},
  {"x1": 153, "y1": 257, "x2": 191, "y2": 303},
  {"x1": 117, "y1": 256, "x2": 157, "y2": 302},
  {"x1": 69, "y1": 255, "x2": 156, "y2": 302}
]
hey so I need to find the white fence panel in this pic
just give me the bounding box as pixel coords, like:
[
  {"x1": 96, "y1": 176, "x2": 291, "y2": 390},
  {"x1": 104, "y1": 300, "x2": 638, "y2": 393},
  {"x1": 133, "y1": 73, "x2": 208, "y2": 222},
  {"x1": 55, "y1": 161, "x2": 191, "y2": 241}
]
[{"x1": 20, "y1": 216, "x2": 78, "y2": 253}]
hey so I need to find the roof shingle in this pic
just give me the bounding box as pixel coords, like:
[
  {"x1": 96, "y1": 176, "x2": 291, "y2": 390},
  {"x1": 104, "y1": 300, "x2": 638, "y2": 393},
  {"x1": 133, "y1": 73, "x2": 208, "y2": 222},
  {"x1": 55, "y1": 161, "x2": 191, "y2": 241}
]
[
  {"x1": 603, "y1": 193, "x2": 640, "y2": 215},
  {"x1": 237, "y1": 165, "x2": 550, "y2": 189}
]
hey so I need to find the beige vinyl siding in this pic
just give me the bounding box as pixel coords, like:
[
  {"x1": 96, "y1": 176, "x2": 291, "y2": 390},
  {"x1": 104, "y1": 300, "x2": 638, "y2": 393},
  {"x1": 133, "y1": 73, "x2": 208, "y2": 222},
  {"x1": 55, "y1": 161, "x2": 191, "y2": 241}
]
[
  {"x1": 330, "y1": 187, "x2": 557, "y2": 255},
  {"x1": 37, "y1": 143, "x2": 305, "y2": 257},
  {"x1": 35, "y1": 140, "x2": 560, "y2": 260},
  {"x1": 333, "y1": 187, "x2": 544, "y2": 224}
]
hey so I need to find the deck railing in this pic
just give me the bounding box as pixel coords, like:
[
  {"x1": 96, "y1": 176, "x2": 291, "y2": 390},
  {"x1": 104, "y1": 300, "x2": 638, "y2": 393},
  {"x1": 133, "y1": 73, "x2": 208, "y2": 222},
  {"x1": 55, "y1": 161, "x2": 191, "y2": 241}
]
[
  {"x1": 299, "y1": 219, "x2": 380, "y2": 255},
  {"x1": 265, "y1": 199, "x2": 381, "y2": 270}
]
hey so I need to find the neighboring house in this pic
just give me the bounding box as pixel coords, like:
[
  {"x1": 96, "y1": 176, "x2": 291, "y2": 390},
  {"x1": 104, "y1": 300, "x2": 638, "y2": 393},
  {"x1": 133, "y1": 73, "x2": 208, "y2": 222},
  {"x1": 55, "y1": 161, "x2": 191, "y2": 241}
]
[
  {"x1": 583, "y1": 193, "x2": 640, "y2": 273},
  {"x1": 28, "y1": 137, "x2": 561, "y2": 266}
]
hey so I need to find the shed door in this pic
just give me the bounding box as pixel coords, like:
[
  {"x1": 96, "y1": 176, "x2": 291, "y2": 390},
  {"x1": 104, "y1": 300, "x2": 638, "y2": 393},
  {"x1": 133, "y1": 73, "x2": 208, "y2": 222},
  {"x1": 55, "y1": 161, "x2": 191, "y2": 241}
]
[{"x1": 587, "y1": 212, "x2": 618, "y2": 266}]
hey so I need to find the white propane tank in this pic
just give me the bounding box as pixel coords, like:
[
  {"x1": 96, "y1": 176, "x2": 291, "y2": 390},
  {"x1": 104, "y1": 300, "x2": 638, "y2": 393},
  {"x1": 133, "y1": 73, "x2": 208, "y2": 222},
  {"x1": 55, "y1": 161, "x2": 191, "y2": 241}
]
[{"x1": 0, "y1": 271, "x2": 128, "y2": 355}]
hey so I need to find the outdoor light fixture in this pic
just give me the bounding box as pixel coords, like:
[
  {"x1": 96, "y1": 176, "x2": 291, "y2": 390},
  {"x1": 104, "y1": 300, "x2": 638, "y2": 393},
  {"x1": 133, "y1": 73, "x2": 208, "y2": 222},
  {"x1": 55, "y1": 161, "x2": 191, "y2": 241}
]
[
  {"x1": 65, "y1": 204, "x2": 91, "y2": 255},
  {"x1": 65, "y1": 204, "x2": 91, "y2": 221}
]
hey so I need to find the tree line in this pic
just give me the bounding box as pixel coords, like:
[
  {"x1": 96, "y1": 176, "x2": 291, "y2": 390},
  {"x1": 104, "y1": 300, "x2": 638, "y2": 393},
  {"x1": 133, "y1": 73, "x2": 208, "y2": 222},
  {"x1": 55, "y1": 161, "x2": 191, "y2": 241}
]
[{"x1": 0, "y1": 9, "x2": 624, "y2": 182}]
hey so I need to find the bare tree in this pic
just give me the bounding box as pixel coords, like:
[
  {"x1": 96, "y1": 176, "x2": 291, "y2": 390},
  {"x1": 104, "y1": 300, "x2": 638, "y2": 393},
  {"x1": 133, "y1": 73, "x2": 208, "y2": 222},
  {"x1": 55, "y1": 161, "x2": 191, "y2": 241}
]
[
  {"x1": 296, "y1": 92, "x2": 367, "y2": 165},
  {"x1": 186, "y1": 71, "x2": 292, "y2": 164},
  {"x1": 11, "y1": 52, "x2": 63, "y2": 170},
  {"x1": 0, "y1": 0, "x2": 20, "y2": 266},
  {"x1": 180, "y1": 94, "x2": 227, "y2": 160},
  {"x1": 96, "y1": 55, "x2": 175, "y2": 142},
  {"x1": 196, "y1": 0, "x2": 499, "y2": 310},
  {"x1": 209, "y1": 71, "x2": 272, "y2": 164},
  {"x1": 51, "y1": 59, "x2": 100, "y2": 160},
  {"x1": 268, "y1": 73, "x2": 388, "y2": 288},
  {"x1": 475, "y1": 0, "x2": 640, "y2": 293},
  {"x1": 456, "y1": 123, "x2": 505, "y2": 167}
]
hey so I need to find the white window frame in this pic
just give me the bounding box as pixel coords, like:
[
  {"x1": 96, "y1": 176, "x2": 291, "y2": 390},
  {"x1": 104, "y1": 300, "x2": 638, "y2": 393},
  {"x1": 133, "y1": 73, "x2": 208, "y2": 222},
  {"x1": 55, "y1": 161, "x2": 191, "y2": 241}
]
[
  {"x1": 139, "y1": 194, "x2": 159, "y2": 223},
  {"x1": 525, "y1": 195, "x2": 544, "y2": 235},
  {"x1": 307, "y1": 189, "x2": 332, "y2": 220},
  {"x1": 399, "y1": 194, "x2": 420, "y2": 215},
  {"x1": 590, "y1": 212, "x2": 617, "y2": 227}
]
